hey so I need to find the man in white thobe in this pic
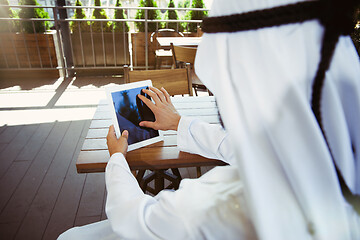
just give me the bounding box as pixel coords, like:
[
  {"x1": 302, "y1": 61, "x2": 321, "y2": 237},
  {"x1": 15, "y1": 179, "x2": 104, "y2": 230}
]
[{"x1": 59, "y1": 0, "x2": 360, "y2": 239}]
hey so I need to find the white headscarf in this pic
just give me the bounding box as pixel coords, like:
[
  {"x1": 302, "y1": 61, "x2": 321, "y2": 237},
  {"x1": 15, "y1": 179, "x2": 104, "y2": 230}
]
[{"x1": 196, "y1": 0, "x2": 360, "y2": 239}]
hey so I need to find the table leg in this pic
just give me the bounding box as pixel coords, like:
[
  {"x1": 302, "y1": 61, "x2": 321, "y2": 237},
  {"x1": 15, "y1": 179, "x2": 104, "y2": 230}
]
[{"x1": 154, "y1": 170, "x2": 165, "y2": 194}]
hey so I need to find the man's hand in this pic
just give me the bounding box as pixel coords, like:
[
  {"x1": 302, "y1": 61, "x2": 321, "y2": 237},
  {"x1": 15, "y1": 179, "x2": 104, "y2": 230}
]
[
  {"x1": 137, "y1": 86, "x2": 181, "y2": 131},
  {"x1": 106, "y1": 125, "x2": 129, "y2": 157}
]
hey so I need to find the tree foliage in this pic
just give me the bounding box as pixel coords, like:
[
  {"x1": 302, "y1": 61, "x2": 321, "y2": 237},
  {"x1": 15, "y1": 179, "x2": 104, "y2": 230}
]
[
  {"x1": 18, "y1": 0, "x2": 50, "y2": 33},
  {"x1": 70, "y1": 0, "x2": 90, "y2": 33},
  {"x1": 186, "y1": 0, "x2": 207, "y2": 32},
  {"x1": 113, "y1": 0, "x2": 129, "y2": 32},
  {"x1": 0, "y1": 0, "x2": 16, "y2": 32},
  {"x1": 164, "y1": 0, "x2": 183, "y2": 31},
  {"x1": 91, "y1": 0, "x2": 111, "y2": 32},
  {"x1": 135, "y1": 0, "x2": 161, "y2": 32}
]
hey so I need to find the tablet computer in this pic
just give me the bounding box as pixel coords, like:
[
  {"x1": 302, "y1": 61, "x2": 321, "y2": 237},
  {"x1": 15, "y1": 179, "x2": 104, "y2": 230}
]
[{"x1": 106, "y1": 80, "x2": 163, "y2": 151}]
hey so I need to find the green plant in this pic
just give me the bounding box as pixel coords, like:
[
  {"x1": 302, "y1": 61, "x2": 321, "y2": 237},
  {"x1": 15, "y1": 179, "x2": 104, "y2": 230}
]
[
  {"x1": 91, "y1": 0, "x2": 111, "y2": 32},
  {"x1": 0, "y1": 0, "x2": 16, "y2": 32},
  {"x1": 18, "y1": 0, "x2": 50, "y2": 33},
  {"x1": 70, "y1": 0, "x2": 90, "y2": 33},
  {"x1": 135, "y1": 0, "x2": 161, "y2": 32},
  {"x1": 177, "y1": 0, "x2": 190, "y2": 8},
  {"x1": 113, "y1": 0, "x2": 129, "y2": 32},
  {"x1": 164, "y1": 0, "x2": 183, "y2": 31},
  {"x1": 186, "y1": 0, "x2": 208, "y2": 32}
]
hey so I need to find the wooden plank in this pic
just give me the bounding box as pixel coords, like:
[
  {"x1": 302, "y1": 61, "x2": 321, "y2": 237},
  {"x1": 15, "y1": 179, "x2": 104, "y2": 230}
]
[
  {"x1": 42, "y1": 120, "x2": 91, "y2": 240},
  {"x1": 75, "y1": 173, "x2": 106, "y2": 225},
  {"x1": 82, "y1": 135, "x2": 177, "y2": 151},
  {"x1": 77, "y1": 148, "x2": 225, "y2": 173},
  {"x1": 86, "y1": 128, "x2": 108, "y2": 139},
  {"x1": 0, "y1": 222, "x2": 19, "y2": 240},
  {"x1": 89, "y1": 119, "x2": 112, "y2": 129},
  {"x1": 0, "y1": 161, "x2": 31, "y2": 212},
  {"x1": 0, "y1": 124, "x2": 39, "y2": 178},
  {"x1": 0, "y1": 121, "x2": 70, "y2": 240},
  {"x1": 0, "y1": 125, "x2": 23, "y2": 144},
  {"x1": 173, "y1": 101, "x2": 217, "y2": 109},
  {"x1": 15, "y1": 120, "x2": 85, "y2": 240},
  {"x1": 0, "y1": 143, "x2": 7, "y2": 154},
  {"x1": 92, "y1": 106, "x2": 218, "y2": 120},
  {"x1": 15, "y1": 122, "x2": 54, "y2": 161},
  {"x1": 0, "y1": 125, "x2": 7, "y2": 135}
]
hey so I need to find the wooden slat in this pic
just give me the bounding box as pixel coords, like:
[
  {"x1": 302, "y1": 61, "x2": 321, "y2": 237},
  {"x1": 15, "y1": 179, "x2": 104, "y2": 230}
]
[
  {"x1": 42, "y1": 120, "x2": 91, "y2": 240},
  {"x1": 15, "y1": 121, "x2": 85, "y2": 240},
  {"x1": 77, "y1": 147, "x2": 225, "y2": 173},
  {"x1": 92, "y1": 105, "x2": 218, "y2": 120},
  {"x1": 128, "y1": 68, "x2": 191, "y2": 96},
  {"x1": 82, "y1": 135, "x2": 177, "y2": 151},
  {"x1": 0, "y1": 161, "x2": 31, "y2": 213},
  {"x1": 0, "y1": 125, "x2": 23, "y2": 144},
  {"x1": 15, "y1": 122, "x2": 54, "y2": 161},
  {"x1": 75, "y1": 173, "x2": 105, "y2": 226},
  {"x1": 0, "y1": 143, "x2": 7, "y2": 154},
  {"x1": 0, "y1": 124, "x2": 39, "y2": 178},
  {"x1": 0, "y1": 121, "x2": 70, "y2": 240}
]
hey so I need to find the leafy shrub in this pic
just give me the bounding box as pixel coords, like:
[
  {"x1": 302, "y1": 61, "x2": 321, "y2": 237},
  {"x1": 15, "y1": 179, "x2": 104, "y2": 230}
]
[
  {"x1": 113, "y1": 0, "x2": 129, "y2": 32},
  {"x1": 70, "y1": 0, "x2": 90, "y2": 33},
  {"x1": 164, "y1": 0, "x2": 183, "y2": 31},
  {"x1": 186, "y1": 0, "x2": 207, "y2": 32},
  {"x1": 177, "y1": 0, "x2": 190, "y2": 8},
  {"x1": 91, "y1": 0, "x2": 111, "y2": 32},
  {"x1": 18, "y1": 0, "x2": 50, "y2": 33},
  {"x1": 0, "y1": 0, "x2": 16, "y2": 32},
  {"x1": 135, "y1": 0, "x2": 161, "y2": 32}
]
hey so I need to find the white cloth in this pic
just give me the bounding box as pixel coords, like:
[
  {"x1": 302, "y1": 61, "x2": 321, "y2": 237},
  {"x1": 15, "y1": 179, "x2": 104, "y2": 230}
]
[
  {"x1": 58, "y1": 117, "x2": 254, "y2": 240},
  {"x1": 195, "y1": 0, "x2": 360, "y2": 239}
]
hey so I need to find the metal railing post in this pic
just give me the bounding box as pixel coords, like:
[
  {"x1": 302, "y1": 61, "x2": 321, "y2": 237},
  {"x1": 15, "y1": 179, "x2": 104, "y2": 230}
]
[
  {"x1": 56, "y1": 0, "x2": 74, "y2": 77},
  {"x1": 53, "y1": 7, "x2": 66, "y2": 77},
  {"x1": 145, "y1": 9, "x2": 148, "y2": 70}
]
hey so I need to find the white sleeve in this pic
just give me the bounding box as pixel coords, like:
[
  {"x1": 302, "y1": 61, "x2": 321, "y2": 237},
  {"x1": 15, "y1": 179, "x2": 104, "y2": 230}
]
[
  {"x1": 105, "y1": 153, "x2": 189, "y2": 239},
  {"x1": 177, "y1": 116, "x2": 234, "y2": 165}
]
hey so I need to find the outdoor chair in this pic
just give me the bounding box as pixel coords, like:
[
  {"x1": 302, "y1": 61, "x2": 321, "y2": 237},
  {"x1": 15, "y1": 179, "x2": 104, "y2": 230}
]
[
  {"x1": 170, "y1": 43, "x2": 211, "y2": 96},
  {"x1": 123, "y1": 64, "x2": 193, "y2": 96},
  {"x1": 150, "y1": 29, "x2": 184, "y2": 69}
]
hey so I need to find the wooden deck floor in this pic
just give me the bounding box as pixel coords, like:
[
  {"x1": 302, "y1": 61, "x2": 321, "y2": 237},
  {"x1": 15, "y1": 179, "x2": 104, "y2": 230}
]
[{"x1": 0, "y1": 76, "x2": 213, "y2": 239}]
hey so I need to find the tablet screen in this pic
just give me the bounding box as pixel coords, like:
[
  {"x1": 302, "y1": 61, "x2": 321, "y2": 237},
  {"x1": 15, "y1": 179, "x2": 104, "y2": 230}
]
[{"x1": 106, "y1": 80, "x2": 163, "y2": 151}]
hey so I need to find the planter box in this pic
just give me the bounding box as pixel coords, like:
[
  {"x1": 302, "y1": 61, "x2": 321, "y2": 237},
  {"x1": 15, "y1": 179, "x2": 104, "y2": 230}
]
[
  {"x1": 71, "y1": 32, "x2": 130, "y2": 68},
  {"x1": 0, "y1": 31, "x2": 58, "y2": 69}
]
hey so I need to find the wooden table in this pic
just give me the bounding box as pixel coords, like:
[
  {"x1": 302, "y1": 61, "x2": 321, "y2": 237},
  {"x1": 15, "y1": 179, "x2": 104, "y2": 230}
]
[
  {"x1": 156, "y1": 37, "x2": 202, "y2": 49},
  {"x1": 76, "y1": 96, "x2": 226, "y2": 194}
]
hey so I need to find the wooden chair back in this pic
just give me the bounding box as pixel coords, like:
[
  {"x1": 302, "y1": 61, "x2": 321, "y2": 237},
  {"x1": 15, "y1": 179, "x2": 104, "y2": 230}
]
[
  {"x1": 124, "y1": 64, "x2": 193, "y2": 96},
  {"x1": 171, "y1": 43, "x2": 197, "y2": 68}
]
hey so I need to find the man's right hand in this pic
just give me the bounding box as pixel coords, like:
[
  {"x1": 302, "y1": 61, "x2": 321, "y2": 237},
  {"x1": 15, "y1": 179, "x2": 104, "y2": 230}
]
[{"x1": 137, "y1": 86, "x2": 181, "y2": 131}]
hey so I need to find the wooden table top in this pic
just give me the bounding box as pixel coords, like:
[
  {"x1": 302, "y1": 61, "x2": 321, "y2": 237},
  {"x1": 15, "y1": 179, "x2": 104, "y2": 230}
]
[
  {"x1": 156, "y1": 37, "x2": 202, "y2": 48},
  {"x1": 76, "y1": 96, "x2": 226, "y2": 173}
]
